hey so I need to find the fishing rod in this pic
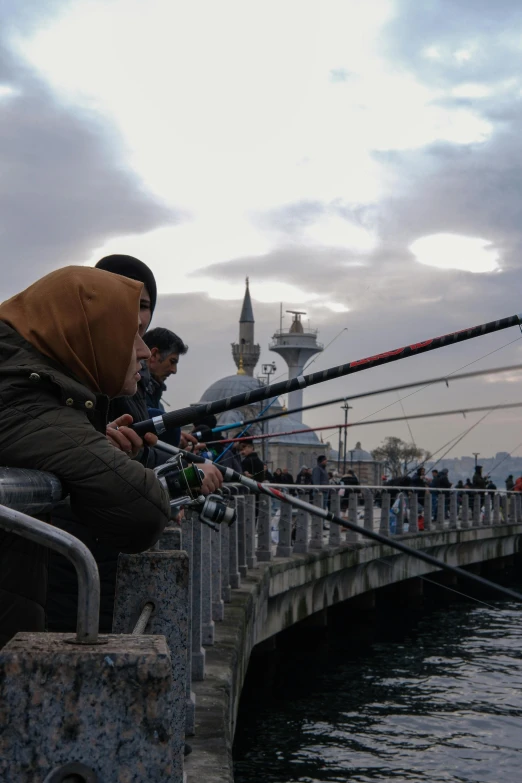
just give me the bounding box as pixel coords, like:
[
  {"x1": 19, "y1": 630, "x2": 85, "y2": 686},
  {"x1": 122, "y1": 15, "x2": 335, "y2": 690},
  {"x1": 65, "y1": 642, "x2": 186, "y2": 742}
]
[
  {"x1": 405, "y1": 415, "x2": 490, "y2": 478},
  {"x1": 480, "y1": 439, "x2": 522, "y2": 479},
  {"x1": 425, "y1": 411, "x2": 492, "y2": 475},
  {"x1": 133, "y1": 313, "x2": 522, "y2": 437},
  {"x1": 203, "y1": 363, "x2": 522, "y2": 435},
  {"x1": 214, "y1": 395, "x2": 279, "y2": 464},
  {"x1": 205, "y1": 401, "x2": 522, "y2": 445},
  {"x1": 154, "y1": 440, "x2": 522, "y2": 605}
]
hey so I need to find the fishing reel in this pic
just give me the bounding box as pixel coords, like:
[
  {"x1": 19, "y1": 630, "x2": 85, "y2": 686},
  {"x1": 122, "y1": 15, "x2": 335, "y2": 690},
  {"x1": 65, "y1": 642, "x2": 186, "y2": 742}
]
[{"x1": 155, "y1": 454, "x2": 236, "y2": 531}]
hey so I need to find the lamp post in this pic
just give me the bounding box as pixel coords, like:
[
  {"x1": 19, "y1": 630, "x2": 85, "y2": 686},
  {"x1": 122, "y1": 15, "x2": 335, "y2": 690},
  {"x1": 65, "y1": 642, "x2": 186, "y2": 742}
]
[
  {"x1": 259, "y1": 363, "x2": 277, "y2": 465},
  {"x1": 340, "y1": 401, "x2": 353, "y2": 474},
  {"x1": 472, "y1": 452, "x2": 480, "y2": 469}
]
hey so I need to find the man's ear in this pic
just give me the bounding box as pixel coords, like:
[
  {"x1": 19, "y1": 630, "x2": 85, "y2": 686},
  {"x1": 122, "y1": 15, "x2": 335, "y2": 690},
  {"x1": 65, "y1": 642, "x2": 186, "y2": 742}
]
[{"x1": 150, "y1": 347, "x2": 161, "y2": 360}]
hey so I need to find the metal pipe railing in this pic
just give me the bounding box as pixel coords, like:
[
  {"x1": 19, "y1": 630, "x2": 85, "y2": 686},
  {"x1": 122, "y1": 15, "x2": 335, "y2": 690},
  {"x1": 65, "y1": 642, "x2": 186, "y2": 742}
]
[
  {"x1": 0, "y1": 467, "x2": 62, "y2": 514},
  {"x1": 0, "y1": 503, "x2": 100, "y2": 644}
]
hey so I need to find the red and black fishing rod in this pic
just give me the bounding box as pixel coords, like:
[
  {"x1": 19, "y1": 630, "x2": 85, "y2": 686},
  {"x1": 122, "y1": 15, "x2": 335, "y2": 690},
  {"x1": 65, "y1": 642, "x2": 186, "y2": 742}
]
[
  {"x1": 206, "y1": 401, "x2": 522, "y2": 445},
  {"x1": 154, "y1": 440, "x2": 522, "y2": 604},
  {"x1": 133, "y1": 313, "x2": 522, "y2": 436},
  {"x1": 211, "y1": 362, "x2": 522, "y2": 434}
]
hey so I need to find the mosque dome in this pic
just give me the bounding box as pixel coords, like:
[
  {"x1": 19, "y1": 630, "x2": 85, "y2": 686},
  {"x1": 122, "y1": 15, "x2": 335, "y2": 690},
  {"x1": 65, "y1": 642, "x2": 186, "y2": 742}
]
[
  {"x1": 348, "y1": 441, "x2": 373, "y2": 461},
  {"x1": 199, "y1": 373, "x2": 264, "y2": 403},
  {"x1": 195, "y1": 280, "x2": 323, "y2": 457},
  {"x1": 265, "y1": 411, "x2": 320, "y2": 445}
]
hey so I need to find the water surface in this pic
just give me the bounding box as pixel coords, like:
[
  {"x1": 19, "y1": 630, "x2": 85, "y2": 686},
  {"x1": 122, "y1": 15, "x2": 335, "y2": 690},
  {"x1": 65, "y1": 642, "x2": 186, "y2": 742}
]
[{"x1": 233, "y1": 597, "x2": 522, "y2": 783}]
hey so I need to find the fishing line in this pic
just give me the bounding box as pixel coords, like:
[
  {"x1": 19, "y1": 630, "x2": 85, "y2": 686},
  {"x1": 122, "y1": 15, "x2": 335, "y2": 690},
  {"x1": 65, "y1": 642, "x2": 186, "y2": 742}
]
[
  {"x1": 419, "y1": 576, "x2": 498, "y2": 610},
  {"x1": 285, "y1": 337, "x2": 522, "y2": 447},
  {"x1": 397, "y1": 391, "x2": 417, "y2": 450},
  {"x1": 348, "y1": 334, "x2": 522, "y2": 429},
  {"x1": 427, "y1": 411, "x2": 492, "y2": 474},
  {"x1": 373, "y1": 555, "x2": 498, "y2": 610},
  {"x1": 486, "y1": 440, "x2": 522, "y2": 477},
  {"x1": 213, "y1": 395, "x2": 279, "y2": 464}
]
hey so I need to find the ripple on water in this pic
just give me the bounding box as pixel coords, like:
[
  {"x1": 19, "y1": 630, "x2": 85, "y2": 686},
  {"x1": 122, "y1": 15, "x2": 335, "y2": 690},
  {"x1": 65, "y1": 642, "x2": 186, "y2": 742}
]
[{"x1": 233, "y1": 599, "x2": 522, "y2": 783}]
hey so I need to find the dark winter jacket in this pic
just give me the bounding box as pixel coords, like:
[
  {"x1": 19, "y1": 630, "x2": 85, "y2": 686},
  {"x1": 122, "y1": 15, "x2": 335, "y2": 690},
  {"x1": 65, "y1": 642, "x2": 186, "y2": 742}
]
[
  {"x1": 296, "y1": 471, "x2": 312, "y2": 485},
  {"x1": 472, "y1": 470, "x2": 487, "y2": 490},
  {"x1": 241, "y1": 451, "x2": 265, "y2": 481},
  {"x1": 143, "y1": 366, "x2": 166, "y2": 411},
  {"x1": 0, "y1": 323, "x2": 170, "y2": 647},
  {"x1": 311, "y1": 464, "x2": 329, "y2": 486}
]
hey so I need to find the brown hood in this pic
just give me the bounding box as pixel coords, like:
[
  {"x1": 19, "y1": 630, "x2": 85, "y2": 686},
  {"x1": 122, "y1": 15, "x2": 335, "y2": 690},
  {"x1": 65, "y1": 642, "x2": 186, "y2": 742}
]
[{"x1": 0, "y1": 266, "x2": 142, "y2": 398}]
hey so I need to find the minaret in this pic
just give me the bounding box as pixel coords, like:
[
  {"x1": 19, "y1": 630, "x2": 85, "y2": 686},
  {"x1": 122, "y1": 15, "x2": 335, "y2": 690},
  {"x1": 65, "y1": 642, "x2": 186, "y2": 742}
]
[
  {"x1": 269, "y1": 310, "x2": 323, "y2": 421},
  {"x1": 232, "y1": 278, "x2": 261, "y2": 376}
]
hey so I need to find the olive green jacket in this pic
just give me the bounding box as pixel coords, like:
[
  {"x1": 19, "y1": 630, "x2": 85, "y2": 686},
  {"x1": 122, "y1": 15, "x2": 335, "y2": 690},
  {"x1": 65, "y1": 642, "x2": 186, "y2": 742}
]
[{"x1": 0, "y1": 321, "x2": 170, "y2": 646}]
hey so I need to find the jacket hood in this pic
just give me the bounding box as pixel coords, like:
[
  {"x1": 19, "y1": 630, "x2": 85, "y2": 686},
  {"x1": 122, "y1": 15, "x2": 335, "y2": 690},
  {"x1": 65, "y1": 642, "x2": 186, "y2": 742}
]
[{"x1": 0, "y1": 266, "x2": 141, "y2": 398}]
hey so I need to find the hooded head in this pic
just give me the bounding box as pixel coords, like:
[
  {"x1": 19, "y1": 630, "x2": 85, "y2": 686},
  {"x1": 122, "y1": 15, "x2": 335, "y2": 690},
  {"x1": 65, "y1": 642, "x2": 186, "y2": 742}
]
[
  {"x1": 0, "y1": 266, "x2": 146, "y2": 398},
  {"x1": 96, "y1": 254, "x2": 157, "y2": 334}
]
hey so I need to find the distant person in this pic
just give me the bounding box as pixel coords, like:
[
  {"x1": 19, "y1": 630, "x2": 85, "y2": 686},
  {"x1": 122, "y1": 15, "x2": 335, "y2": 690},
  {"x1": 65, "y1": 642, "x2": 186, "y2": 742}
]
[
  {"x1": 279, "y1": 467, "x2": 295, "y2": 486},
  {"x1": 472, "y1": 465, "x2": 487, "y2": 491},
  {"x1": 430, "y1": 470, "x2": 442, "y2": 520},
  {"x1": 312, "y1": 455, "x2": 329, "y2": 486},
  {"x1": 506, "y1": 475, "x2": 515, "y2": 491},
  {"x1": 514, "y1": 476, "x2": 522, "y2": 492},
  {"x1": 312, "y1": 455, "x2": 330, "y2": 509},
  {"x1": 411, "y1": 467, "x2": 427, "y2": 489},
  {"x1": 486, "y1": 478, "x2": 497, "y2": 493},
  {"x1": 341, "y1": 469, "x2": 360, "y2": 488},
  {"x1": 296, "y1": 466, "x2": 312, "y2": 486},
  {"x1": 411, "y1": 467, "x2": 427, "y2": 509},
  {"x1": 273, "y1": 468, "x2": 283, "y2": 482},
  {"x1": 341, "y1": 469, "x2": 359, "y2": 511},
  {"x1": 264, "y1": 464, "x2": 273, "y2": 482},
  {"x1": 239, "y1": 442, "x2": 265, "y2": 481},
  {"x1": 438, "y1": 468, "x2": 452, "y2": 518}
]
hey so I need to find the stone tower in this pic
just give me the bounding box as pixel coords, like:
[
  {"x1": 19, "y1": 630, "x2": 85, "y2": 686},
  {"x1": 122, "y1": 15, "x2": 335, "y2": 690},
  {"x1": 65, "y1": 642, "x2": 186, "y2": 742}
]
[
  {"x1": 231, "y1": 278, "x2": 261, "y2": 376},
  {"x1": 269, "y1": 310, "x2": 323, "y2": 421}
]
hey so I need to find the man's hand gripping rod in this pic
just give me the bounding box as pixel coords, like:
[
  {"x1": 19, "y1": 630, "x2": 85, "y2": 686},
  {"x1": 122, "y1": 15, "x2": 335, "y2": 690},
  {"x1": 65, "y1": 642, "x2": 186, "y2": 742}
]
[
  {"x1": 155, "y1": 440, "x2": 522, "y2": 605},
  {"x1": 133, "y1": 313, "x2": 522, "y2": 436}
]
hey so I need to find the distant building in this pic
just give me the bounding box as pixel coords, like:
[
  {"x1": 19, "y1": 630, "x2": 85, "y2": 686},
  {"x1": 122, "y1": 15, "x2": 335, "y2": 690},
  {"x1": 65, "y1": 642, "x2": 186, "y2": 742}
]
[
  {"x1": 196, "y1": 281, "x2": 330, "y2": 475},
  {"x1": 269, "y1": 310, "x2": 323, "y2": 421},
  {"x1": 231, "y1": 277, "x2": 260, "y2": 377},
  {"x1": 329, "y1": 441, "x2": 383, "y2": 486}
]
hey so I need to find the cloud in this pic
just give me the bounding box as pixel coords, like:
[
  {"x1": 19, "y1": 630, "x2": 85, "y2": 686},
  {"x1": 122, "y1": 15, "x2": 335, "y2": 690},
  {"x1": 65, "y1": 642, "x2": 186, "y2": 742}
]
[
  {"x1": 0, "y1": 3, "x2": 175, "y2": 298},
  {"x1": 1, "y1": 0, "x2": 522, "y2": 458},
  {"x1": 410, "y1": 234, "x2": 500, "y2": 273},
  {"x1": 384, "y1": 0, "x2": 522, "y2": 86}
]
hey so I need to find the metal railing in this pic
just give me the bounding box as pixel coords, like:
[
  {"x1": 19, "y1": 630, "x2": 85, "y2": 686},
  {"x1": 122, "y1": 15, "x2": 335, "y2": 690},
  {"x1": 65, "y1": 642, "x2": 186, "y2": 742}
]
[
  {"x1": 0, "y1": 468, "x2": 100, "y2": 645},
  {"x1": 2, "y1": 471, "x2": 522, "y2": 783}
]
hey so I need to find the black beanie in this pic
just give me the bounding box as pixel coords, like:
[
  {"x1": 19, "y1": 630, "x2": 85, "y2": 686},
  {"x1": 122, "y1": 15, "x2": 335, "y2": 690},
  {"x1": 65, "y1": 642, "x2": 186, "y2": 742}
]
[{"x1": 95, "y1": 254, "x2": 157, "y2": 316}]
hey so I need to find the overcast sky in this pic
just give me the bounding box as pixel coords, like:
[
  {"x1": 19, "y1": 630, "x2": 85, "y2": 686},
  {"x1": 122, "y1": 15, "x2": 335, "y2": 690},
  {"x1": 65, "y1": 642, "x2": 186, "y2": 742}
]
[{"x1": 2, "y1": 0, "x2": 522, "y2": 462}]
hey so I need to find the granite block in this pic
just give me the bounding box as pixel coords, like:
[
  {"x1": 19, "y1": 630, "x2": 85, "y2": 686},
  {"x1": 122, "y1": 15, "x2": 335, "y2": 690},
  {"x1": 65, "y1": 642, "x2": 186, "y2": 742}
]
[
  {"x1": 0, "y1": 633, "x2": 173, "y2": 783},
  {"x1": 201, "y1": 523, "x2": 215, "y2": 646},
  {"x1": 255, "y1": 493, "x2": 273, "y2": 561},
  {"x1": 113, "y1": 551, "x2": 189, "y2": 780},
  {"x1": 211, "y1": 526, "x2": 225, "y2": 622},
  {"x1": 244, "y1": 495, "x2": 258, "y2": 569}
]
